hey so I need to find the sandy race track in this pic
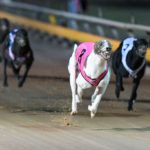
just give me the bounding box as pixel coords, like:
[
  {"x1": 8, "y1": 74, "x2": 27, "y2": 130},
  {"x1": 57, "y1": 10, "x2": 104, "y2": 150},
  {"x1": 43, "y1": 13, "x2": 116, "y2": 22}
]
[{"x1": 0, "y1": 36, "x2": 150, "y2": 150}]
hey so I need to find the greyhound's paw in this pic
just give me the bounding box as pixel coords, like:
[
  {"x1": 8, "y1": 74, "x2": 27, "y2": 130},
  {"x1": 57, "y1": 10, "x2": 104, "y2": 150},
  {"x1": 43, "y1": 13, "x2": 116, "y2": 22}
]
[
  {"x1": 128, "y1": 104, "x2": 133, "y2": 111},
  {"x1": 88, "y1": 105, "x2": 96, "y2": 118},
  {"x1": 115, "y1": 88, "x2": 120, "y2": 98},
  {"x1": 128, "y1": 107, "x2": 133, "y2": 112},
  {"x1": 18, "y1": 82, "x2": 23, "y2": 88},
  {"x1": 18, "y1": 84, "x2": 23, "y2": 88},
  {"x1": 70, "y1": 111, "x2": 78, "y2": 116},
  {"x1": 90, "y1": 111, "x2": 96, "y2": 118},
  {"x1": 121, "y1": 86, "x2": 124, "y2": 91}
]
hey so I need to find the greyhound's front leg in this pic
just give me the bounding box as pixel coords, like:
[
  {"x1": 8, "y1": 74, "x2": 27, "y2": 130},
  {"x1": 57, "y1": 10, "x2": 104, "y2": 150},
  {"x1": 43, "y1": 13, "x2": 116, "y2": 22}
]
[
  {"x1": 128, "y1": 78, "x2": 140, "y2": 111},
  {"x1": 12, "y1": 66, "x2": 20, "y2": 80},
  {"x1": 3, "y1": 58, "x2": 8, "y2": 87},
  {"x1": 115, "y1": 73, "x2": 123, "y2": 98},
  {"x1": 76, "y1": 86, "x2": 83, "y2": 103},
  {"x1": 18, "y1": 61, "x2": 33, "y2": 87},
  {"x1": 88, "y1": 78, "x2": 109, "y2": 118},
  {"x1": 91, "y1": 88, "x2": 99, "y2": 104},
  {"x1": 70, "y1": 71, "x2": 78, "y2": 115},
  {"x1": 88, "y1": 87, "x2": 102, "y2": 118}
]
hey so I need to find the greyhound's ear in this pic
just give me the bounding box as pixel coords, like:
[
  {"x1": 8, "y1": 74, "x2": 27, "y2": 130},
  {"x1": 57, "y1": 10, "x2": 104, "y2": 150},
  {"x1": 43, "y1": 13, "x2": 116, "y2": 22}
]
[
  {"x1": 140, "y1": 38, "x2": 148, "y2": 47},
  {"x1": 144, "y1": 39, "x2": 149, "y2": 47},
  {"x1": 135, "y1": 38, "x2": 149, "y2": 48}
]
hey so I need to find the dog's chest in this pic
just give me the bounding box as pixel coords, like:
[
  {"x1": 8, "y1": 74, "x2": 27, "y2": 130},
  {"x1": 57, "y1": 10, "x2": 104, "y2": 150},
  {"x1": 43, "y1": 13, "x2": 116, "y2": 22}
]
[
  {"x1": 84, "y1": 63, "x2": 105, "y2": 78},
  {"x1": 76, "y1": 73, "x2": 92, "y2": 89}
]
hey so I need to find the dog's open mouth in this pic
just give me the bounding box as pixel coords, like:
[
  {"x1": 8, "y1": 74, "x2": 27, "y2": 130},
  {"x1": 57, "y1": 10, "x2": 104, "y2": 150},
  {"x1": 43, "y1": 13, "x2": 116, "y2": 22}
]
[
  {"x1": 136, "y1": 49, "x2": 146, "y2": 58},
  {"x1": 100, "y1": 51, "x2": 111, "y2": 60}
]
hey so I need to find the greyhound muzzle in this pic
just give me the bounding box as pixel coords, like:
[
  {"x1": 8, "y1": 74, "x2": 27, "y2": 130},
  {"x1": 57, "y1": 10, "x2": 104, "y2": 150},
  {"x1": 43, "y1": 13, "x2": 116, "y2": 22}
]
[{"x1": 99, "y1": 48, "x2": 112, "y2": 60}]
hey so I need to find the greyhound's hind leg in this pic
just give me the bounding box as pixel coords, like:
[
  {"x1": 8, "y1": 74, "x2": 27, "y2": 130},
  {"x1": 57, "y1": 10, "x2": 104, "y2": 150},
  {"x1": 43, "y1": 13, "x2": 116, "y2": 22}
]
[
  {"x1": 68, "y1": 56, "x2": 78, "y2": 115},
  {"x1": 3, "y1": 58, "x2": 8, "y2": 87},
  {"x1": 128, "y1": 79, "x2": 140, "y2": 111},
  {"x1": 115, "y1": 74, "x2": 123, "y2": 98}
]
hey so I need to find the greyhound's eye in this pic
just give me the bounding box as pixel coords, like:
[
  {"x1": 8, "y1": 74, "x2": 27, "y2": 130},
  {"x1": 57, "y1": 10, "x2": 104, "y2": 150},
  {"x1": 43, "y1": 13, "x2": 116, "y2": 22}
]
[{"x1": 106, "y1": 47, "x2": 111, "y2": 52}]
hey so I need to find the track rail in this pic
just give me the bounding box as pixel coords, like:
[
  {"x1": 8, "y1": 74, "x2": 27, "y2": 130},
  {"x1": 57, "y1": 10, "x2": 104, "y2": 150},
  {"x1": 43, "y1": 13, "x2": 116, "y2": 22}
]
[{"x1": 0, "y1": 11, "x2": 150, "y2": 62}]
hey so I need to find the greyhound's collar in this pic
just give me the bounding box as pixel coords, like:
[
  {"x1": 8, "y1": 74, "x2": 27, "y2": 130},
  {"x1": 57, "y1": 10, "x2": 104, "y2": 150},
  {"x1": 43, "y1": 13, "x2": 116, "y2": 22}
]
[{"x1": 82, "y1": 64, "x2": 108, "y2": 87}]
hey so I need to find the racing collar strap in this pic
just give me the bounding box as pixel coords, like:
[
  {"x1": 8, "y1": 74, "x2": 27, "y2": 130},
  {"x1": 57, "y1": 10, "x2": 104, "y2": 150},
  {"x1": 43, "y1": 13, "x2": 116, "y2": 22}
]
[{"x1": 81, "y1": 64, "x2": 108, "y2": 87}]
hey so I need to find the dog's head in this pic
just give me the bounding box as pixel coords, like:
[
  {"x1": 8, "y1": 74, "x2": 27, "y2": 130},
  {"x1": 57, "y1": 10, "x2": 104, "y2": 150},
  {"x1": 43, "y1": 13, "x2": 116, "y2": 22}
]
[
  {"x1": 94, "y1": 40, "x2": 112, "y2": 60},
  {"x1": 13, "y1": 29, "x2": 30, "y2": 57},
  {"x1": 134, "y1": 38, "x2": 148, "y2": 58},
  {"x1": 12, "y1": 29, "x2": 30, "y2": 67},
  {"x1": 14, "y1": 28, "x2": 28, "y2": 48},
  {"x1": 0, "y1": 18, "x2": 10, "y2": 43}
]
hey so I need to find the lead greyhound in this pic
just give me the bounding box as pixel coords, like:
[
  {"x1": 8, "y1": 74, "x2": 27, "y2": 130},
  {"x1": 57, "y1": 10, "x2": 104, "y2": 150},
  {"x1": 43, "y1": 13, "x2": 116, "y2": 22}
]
[{"x1": 68, "y1": 40, "x2": 112, "y2": 118}]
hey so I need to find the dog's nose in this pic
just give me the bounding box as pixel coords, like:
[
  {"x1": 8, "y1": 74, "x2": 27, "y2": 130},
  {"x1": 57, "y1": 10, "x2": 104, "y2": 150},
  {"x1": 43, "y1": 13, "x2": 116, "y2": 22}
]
[{"x1": 19, "y1": 39, "x2": 26, "y2": 46}]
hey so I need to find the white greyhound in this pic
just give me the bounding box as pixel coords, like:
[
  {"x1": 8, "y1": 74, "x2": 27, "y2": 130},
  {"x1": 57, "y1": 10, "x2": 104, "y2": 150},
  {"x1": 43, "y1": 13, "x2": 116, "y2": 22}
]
[{"x1": 68, "y1": 40, "x2": 112, "y2": 118}]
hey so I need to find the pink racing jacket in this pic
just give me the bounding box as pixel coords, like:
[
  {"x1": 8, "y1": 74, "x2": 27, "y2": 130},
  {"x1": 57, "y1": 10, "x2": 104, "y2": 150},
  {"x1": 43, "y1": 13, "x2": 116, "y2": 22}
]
[{"x1": 75, "y1": 42, "x2": 108, "y2": 87}]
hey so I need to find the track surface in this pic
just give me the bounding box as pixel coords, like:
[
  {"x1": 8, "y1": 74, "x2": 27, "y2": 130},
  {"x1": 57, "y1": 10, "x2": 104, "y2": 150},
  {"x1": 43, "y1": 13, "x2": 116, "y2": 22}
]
[{"x1": 0, "y1": 35, "x2": 150, "y2": 150}]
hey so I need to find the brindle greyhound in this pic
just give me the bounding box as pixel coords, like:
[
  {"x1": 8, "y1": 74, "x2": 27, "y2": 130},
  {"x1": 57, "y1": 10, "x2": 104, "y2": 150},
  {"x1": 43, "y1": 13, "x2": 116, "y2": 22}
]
[
  {"x1": 112, "y1": 37, "x2": 148, "y2": 111},
  {"x1": 1, "y1": 28, "x2": 34, "y2": 87}
]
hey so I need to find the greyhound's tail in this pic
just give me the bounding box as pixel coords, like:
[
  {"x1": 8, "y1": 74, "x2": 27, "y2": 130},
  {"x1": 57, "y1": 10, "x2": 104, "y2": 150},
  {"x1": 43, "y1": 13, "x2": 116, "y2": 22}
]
[
  {"x1": 73, "y1": 43, "x2": 78, "y2": 54},
  {"x1": 70, "y1": 43, "x2": 78, "y2": 63}
]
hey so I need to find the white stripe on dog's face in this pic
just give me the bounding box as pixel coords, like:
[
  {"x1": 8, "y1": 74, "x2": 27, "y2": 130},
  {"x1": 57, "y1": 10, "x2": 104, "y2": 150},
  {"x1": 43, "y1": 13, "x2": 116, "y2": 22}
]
[
  {"x1": 16, "y1": 37, "x2": 26, "y2": 47},
  {"x1": 100, "y1": 40, "x2": 112, "y2": 51}
]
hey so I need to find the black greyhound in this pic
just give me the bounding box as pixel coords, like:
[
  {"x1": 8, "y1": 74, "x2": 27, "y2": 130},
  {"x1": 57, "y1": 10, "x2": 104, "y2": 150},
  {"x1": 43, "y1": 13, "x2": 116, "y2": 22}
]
[
  {"x1": 0, "y1": 18, "x2": 10, "y2": 44},
  {"x1": 112, "y1": 37, "x2": 148, "y2": 111},
  {"x1": 1, "y1": 28, "x2": 34, "y2": 87},
  {"x1": 0, "y1": 18, "x2": 10, "y2": 61}
]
